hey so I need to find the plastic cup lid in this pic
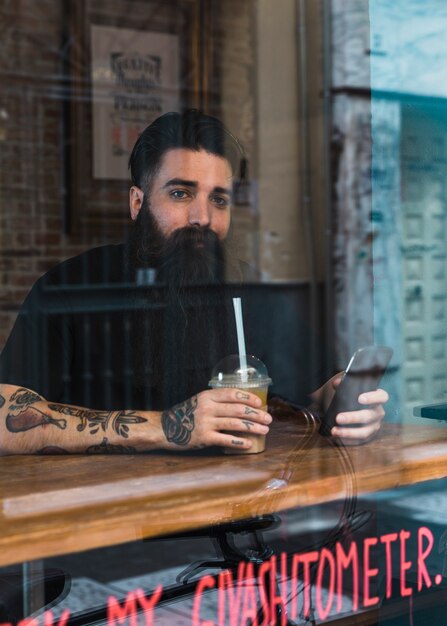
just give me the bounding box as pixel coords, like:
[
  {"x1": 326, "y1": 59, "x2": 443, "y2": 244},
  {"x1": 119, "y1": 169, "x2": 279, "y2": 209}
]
[{"x1": 209, "y1": 354, "x2": 272, "y2": 388}]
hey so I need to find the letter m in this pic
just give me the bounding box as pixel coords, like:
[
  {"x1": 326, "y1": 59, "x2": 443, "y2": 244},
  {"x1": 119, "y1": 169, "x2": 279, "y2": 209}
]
[
  {"x1": 107, "y1": 592, "x2": 138, "y2": 626},
  {"x1": 336, "y1": 541, "x2": 359, "y2": 612}
]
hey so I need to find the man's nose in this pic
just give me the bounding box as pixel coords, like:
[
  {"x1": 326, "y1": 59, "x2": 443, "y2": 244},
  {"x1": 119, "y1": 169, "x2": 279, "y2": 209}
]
[{"x1": 188, "y1": 196, "x2": 211, "y2": 228}]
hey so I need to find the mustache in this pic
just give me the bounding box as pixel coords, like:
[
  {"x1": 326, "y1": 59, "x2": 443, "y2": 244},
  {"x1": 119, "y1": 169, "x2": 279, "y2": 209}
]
[{"x1": 160, "y1": 226, "x2": 221, "y2": 258}]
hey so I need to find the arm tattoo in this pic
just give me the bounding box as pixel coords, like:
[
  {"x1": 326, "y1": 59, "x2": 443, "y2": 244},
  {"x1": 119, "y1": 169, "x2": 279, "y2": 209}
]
[
  {"x1": 86, "y1": 437, "x2": 137, "y2": 454},
  {"x1": 161, "y1": 396, "x2": 197, "y2": 446},
  {"x1": 48, "y1": 404, "x2": 147, "y2": 439},
  {"x1": 244, "y1": 406, "x2": 258, "y2": 415},
  {"x1": 6, "y1": 406, "x2": 67, "y2": 432},
  {"x1": 9, "y1": 388, "x2": 44, "y2": 411},
  {"x1": 37, "y1": 446, "x2": 68, "y2": 455},
  {"x1": 242, "y1": 420, "x2": 254, "y2": 430},
  {"x1": 110, "y1": 411, "x2": 147, "y2": 438},
  {"x1": 236, "y1": 391, "x2": 250, "y2": 400}
]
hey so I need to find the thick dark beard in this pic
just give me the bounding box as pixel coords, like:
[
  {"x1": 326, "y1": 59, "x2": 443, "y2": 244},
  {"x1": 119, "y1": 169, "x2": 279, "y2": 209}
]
[
  {"x1": 161, "y1": 226, "x2": 224, "y2": 281},
  {"x1": 127, "y1": 200, "x2": 232, "y2": 407},
  {"x1": 127, "y1": 197, "x2": 226, "y2": 286}
]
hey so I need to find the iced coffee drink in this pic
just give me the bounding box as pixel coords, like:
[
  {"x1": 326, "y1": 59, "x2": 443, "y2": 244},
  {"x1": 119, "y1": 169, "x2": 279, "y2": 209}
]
[{"x1": 209, "y1": 355, "x2": 272, "y2": 454}]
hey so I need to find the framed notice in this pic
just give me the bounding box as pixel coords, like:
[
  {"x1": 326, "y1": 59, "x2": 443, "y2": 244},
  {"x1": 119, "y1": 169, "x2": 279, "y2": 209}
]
[
  {"x1": 90, "y1": 25, "x2": 180, "y2": 180},
  {"x1": 65, "y1": 0, "x2": 216, "y2": 236}
]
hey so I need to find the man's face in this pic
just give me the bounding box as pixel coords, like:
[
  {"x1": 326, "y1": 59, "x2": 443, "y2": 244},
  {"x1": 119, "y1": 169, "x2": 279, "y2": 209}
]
[{"x1": 129, "y1": 148, "x2": 233, "y2": 241}]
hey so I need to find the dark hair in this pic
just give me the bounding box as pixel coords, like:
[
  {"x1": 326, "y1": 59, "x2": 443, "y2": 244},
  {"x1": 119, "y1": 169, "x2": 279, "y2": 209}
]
[{"x1": 128, "y1": 109, "x2": 244, "y2": 192}]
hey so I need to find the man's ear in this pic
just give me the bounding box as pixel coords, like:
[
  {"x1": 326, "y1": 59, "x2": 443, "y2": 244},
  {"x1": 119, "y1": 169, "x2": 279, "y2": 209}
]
[{"x1": 129, "y1": 186, "x2": 144, "y2": 221}]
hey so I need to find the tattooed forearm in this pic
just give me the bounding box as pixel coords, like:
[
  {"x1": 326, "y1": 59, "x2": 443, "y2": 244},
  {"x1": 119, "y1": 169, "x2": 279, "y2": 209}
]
[
  {"x1": 161, "y1": 396, "x2": 197, "y2": 446},
  {"x1": 236, "y1": 391, "x2": 250, "y2": 400},
  {"x1": 6, "y1": 406, "x2": 67, "y2": 432},
  {"x1": 48, "y1": 404, "x2": 147, "y2": 438},
  {"x1": 9, "y1": 388, "x2": 44, "y2": 411},
  {"x1": 86, "y1": 437, "x2": 137, "y2": 454},
  {"x1": 244, "y1": 406, "x2": 258, "y2": 415},
  {"x1": 1, "y1": 389, "x2": 147, "y2": 452}
]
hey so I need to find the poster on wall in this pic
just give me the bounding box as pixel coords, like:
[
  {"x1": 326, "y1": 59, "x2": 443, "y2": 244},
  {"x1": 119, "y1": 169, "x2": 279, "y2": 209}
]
[{"x1": 90, "y1": 25, "x2": 179, "y2": 180}]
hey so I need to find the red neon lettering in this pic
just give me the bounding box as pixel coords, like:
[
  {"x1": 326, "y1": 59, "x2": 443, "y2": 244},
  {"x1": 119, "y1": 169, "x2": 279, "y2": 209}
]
[
  {"x1": 290, "y1": 553, "x2": 300, "y2": 621},
  {"x1": 107, "y1": 591, "x2": 137, "y2": 626},
  {"x1": 218, "y1": 563, "x2": 246, "y2": 626},
  {"x1": 335, "y1": 542, "x2": 359, "y2": 612},
  {"x1": 363, "y1": 537, "x2": 379, "y2": 607},
  {"x1": 135, "y1": 586, "x2": 162, "y2": 626},
  {"x1": 315, "y1": 548, "x2": 335, "y2": 620},
  {"x1": 399, "y1": 530, "x2": 413, "y2": 597},
  {"x1": 192, "y1": 575, "x2": 216, "y2": 626},
  {"x1": 300, "y1": 551, "x2": 320, "y2": 619},
  {"x1": 380, "y1": 533, "x2": 398, "y2": 599},
  {"x1": 43, "y1": 611, "x2": 71, "y2": 626},
  {"x1": 417, "y1": 526, "x2": 434, "y2": 591}
]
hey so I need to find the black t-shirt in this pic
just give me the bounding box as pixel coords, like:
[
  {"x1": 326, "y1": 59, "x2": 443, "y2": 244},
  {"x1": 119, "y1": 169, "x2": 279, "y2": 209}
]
[
  {"x1": 0, "y1": 245, "x2": 246, "y2": 410},
  {"x1": 0, "y1": 244, "x2": 312, "y2": 410},
  {"x1": 1, "y1": 245, "x2": 134, "y2": 408}
]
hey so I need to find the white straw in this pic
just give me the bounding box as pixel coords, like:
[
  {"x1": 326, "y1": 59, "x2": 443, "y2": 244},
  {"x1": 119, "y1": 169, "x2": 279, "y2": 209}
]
[{"x1": 233, "y1": 297, "x2": 248, "y2": 381}]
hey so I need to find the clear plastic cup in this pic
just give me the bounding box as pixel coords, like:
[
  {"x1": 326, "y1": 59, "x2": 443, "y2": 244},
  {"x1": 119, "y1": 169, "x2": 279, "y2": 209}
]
[{"x1": 209, "y1": 355, "x2": 272, "y2": 454}]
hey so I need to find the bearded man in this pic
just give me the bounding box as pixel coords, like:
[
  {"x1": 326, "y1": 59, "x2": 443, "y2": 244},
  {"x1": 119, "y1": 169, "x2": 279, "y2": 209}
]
[{"x1": 0, "y1": 110, "x2": 387, "y2": 454}]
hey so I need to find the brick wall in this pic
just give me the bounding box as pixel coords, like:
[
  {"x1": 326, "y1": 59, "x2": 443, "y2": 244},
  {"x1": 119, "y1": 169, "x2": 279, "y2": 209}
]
[
  {"x1": 0, "y1": 1, "x2": 124, "y2": 348},
  {"x1": 0, "y1": 0, "x2": 259, "y2": 349}
]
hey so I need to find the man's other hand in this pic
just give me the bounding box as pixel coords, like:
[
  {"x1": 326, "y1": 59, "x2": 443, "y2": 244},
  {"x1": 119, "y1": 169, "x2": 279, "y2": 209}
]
[
  {"x1": 310, "y1": 374, "x2": 389, "y2": 444},
  {"x1": 160, "y1": 389, "x2": 272, "y2": 451}
]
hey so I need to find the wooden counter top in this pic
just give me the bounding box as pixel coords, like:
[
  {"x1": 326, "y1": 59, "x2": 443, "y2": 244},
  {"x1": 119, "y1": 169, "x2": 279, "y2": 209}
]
[{"x1": 1, "y1": 419, "x2": 447, "y2": 566}]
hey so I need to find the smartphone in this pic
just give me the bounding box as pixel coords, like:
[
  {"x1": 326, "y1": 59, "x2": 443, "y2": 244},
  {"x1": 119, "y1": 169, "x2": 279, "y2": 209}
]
[{"x1": 320, "y1": 346, "x2": 393, "y2": 436}]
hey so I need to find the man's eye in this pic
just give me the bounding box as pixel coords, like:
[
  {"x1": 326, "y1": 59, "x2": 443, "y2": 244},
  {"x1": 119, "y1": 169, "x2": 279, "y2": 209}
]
[
  {"x1": 170, "y1": 190, "x2": 189, "y2": 199},
  {"x1": 212, "y1": 196, "x2": 230, "y2": 207}
]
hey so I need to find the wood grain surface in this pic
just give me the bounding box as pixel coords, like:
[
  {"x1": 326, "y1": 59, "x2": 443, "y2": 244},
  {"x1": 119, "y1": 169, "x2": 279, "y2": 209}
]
[{"x1": 1, "y1": 418, "x2": 447, "y2": 566}]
